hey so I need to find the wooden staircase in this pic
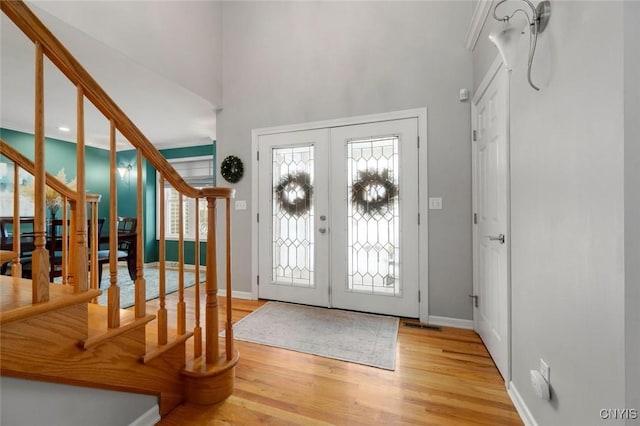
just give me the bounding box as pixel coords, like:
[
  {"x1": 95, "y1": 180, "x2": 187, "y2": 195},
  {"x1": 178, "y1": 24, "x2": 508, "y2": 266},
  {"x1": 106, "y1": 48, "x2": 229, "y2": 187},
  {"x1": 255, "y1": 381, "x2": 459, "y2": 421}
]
[{"x1": 0, "y1": 0, "x2": 236, "y2": 418}]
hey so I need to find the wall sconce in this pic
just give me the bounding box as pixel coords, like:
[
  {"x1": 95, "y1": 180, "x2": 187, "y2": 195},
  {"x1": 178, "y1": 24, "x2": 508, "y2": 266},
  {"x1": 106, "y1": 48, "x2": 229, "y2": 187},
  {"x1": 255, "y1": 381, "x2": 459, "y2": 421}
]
[
  {"x1": 117, "y1": 164, "x2": 132, "y2": 184},
  {"x1": 489, "y1": 0, "x2": 551, "y2": 91}
]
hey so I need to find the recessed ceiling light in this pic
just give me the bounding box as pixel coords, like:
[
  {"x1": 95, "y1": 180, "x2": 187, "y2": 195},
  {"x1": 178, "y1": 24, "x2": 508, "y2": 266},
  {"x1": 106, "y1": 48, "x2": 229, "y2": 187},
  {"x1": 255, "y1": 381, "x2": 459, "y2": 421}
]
[{"x1": 58, "y1": 126, "x2": 70, "y2": 132}]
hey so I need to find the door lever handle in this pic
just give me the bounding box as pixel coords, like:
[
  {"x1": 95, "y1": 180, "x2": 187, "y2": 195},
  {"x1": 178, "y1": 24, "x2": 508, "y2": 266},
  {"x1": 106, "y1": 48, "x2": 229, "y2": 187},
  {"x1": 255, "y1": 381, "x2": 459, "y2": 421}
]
[{"x1": 486, "y1": 234, "x2": 505, "y2": 244}]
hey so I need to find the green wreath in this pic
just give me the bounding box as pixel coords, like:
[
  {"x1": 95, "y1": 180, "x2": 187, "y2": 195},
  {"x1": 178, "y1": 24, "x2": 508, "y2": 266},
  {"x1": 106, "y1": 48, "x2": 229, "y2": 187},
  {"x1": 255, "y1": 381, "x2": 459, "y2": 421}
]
[
  {"x1": 351, "y1": 169, "x2": 398, "y2": 215},
  {"x1": 275, "y1": 172, "x2": 313, "y2": 216},
  {"x1": 220, "y1": 155, "x2": 244, "y2": 183}
]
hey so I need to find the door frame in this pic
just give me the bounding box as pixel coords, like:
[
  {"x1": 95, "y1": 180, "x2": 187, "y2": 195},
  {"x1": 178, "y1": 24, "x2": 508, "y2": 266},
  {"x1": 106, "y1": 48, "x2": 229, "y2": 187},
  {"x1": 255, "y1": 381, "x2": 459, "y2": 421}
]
[
  {"x1": 471, "y1": 54, "x2": 512, "y2": 383},
  {"x1": 251, "y1": 108, "x2": 429, "y2": 322}
]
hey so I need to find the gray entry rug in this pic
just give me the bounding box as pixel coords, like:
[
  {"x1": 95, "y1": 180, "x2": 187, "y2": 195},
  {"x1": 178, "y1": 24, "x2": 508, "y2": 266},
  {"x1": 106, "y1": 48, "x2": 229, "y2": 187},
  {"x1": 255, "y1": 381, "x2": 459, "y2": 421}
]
[
  {"x1": 228, "y1": 301, "x2": 399, "y2": 370},
  {"x1": 96, "y1": 265, "x2": 205, "y2": 309}
]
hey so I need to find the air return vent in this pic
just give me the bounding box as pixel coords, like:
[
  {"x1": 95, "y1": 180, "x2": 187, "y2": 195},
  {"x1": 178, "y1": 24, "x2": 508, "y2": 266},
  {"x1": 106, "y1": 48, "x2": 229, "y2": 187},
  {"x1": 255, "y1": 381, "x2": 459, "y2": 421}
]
[{"x1": 402, "y1": 322, "x2": 441, "y2": 331}]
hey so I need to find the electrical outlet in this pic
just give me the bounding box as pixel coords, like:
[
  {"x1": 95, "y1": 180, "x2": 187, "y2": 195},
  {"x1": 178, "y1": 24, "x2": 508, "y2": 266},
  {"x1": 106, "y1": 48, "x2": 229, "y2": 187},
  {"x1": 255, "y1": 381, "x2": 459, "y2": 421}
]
[{"x1": 539, "y1": 359, "x2": 550, "y2": 383}]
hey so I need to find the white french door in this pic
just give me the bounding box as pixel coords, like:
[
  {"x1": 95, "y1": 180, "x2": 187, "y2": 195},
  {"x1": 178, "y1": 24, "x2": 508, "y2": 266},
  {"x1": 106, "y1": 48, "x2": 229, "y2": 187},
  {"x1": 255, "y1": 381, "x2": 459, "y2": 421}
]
[
  {"x1": 257, "y1": 118, "x2": 420, "y2": 318},
  {"x1": 258, "y1": 129, "x2": 330, "y2": 307}
]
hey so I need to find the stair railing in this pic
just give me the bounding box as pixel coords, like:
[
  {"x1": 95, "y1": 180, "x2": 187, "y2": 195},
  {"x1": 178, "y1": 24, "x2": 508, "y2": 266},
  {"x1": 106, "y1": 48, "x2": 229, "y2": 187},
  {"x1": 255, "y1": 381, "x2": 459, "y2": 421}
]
[
  {"x1": 0, "y1": 140, "x2": 101, "y2": 295},
  {"x1": 1, "y1": 0, "x2": 237, "y2": 400}
]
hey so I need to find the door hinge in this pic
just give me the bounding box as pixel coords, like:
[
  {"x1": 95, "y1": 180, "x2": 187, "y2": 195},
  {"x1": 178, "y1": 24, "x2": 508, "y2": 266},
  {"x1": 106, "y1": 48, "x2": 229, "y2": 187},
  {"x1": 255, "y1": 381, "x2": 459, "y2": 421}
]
[
  {"x1": 256, "y1": 151, "x2": 259, "y2": 161},
  {"x1": 257, "y1": 275, "x2": 260, "y2": 285},
  {"x1": 473, "y1": 212, "x2": 477, "y2": 224},
  {"x1": 468, "y1": 294, "x2": 479, "y2": 308},
  {"x1": 257, "y1": 213, "x2": 259, "y2": 223},
  {"x1": 417, "y1": 136, "x2": 420, "y2": 149},
  {"x1": 473, "y1": 130, "x2": 477, "y2": 141},
  {"x1": 418, "y1": 213, "x2": 420, "y2": 225},
  {"x1": 418, "y1": 290, "x2": 421, "y2": 303}
]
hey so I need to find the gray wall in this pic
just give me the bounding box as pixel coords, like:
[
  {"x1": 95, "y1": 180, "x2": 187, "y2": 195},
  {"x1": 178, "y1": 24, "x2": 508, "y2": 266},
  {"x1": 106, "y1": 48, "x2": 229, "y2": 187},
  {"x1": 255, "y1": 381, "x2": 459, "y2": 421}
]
[
  {"x1": 1, "y1": 377, "x2": 158, "y2": 426},
  {"x1": 474, "y1": 2, "x2": 627, "y2": 425},
  {"x1": 218, "y1": 1, "x2": 474, "y2": 320},
  {"x1": 624, "y1": 1, "x2": 640, "y2": 420}
]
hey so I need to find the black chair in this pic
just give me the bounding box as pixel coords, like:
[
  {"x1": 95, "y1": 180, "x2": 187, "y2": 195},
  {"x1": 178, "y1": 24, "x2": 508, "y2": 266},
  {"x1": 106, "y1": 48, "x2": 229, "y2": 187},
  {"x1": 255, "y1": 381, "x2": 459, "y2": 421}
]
[
  {"x1": 97, "y1": 217, "x2": 137, "y2": 285},
  {"x1": 21, "y1": 218, "x2": 105, "y2": 281}
]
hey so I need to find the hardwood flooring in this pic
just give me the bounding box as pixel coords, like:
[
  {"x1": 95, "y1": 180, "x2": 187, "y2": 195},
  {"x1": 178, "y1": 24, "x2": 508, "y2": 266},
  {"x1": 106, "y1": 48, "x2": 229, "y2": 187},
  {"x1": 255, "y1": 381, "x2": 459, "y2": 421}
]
[{"x1": 155, "y1": 291, "x2": 522, "y2": 426}]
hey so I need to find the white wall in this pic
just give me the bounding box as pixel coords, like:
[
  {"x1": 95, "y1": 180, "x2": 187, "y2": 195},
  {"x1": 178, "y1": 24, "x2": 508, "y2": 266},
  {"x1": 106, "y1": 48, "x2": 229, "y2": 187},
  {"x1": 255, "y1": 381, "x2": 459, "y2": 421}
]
[
  {"x1": 474, "y1": 2, "x2": 627, "y2": 425},
  {"x1": 218, "y1": 1, "x2": 474, "y2": 319},
  {"x1": 624, "y1": 2, "x2": 640, "y2": 420},
  {"x1": 0, "y1": 377, "x2": 158, "y2": 426}
]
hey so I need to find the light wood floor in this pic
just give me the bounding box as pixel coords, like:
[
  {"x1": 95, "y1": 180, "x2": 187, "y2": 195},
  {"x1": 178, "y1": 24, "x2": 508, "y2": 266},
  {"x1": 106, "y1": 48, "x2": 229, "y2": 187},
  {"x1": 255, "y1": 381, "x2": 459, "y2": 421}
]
[{"x1": 152, "y1": 291, "x2": 522, "y2": 426}]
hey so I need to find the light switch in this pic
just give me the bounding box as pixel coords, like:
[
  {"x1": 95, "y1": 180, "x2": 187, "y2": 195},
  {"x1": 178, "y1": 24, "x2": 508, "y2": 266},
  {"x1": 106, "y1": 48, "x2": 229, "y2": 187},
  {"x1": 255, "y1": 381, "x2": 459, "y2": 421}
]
[
  {"x1": 428, "y1": 197, "x2": 443, "y2": 210},
  {"x1": 235, "y1": 200, "x2": 247, "y2": 210}
]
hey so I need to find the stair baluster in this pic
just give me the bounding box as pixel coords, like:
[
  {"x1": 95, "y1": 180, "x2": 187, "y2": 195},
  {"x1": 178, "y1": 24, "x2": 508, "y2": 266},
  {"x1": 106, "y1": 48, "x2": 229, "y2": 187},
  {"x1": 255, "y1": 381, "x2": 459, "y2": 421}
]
[
  {"x1": 134, "y1": 149, "x2": 146, "y2": 318},
  {"x1": 10, "y1": 163, "x2": 22, "y2": 278},
  {"x1": 107, "y1": 120, "x2": 120, "y2": 328},
  {"x1": 193, "y1": 197, "x2": 202, "y2": 357},
  {"x1": 157, "y1": 175, "x2": 168, "y2": 345},
  {"x1": 177, "y1": 192, "x2": 186, "y2": 335}
]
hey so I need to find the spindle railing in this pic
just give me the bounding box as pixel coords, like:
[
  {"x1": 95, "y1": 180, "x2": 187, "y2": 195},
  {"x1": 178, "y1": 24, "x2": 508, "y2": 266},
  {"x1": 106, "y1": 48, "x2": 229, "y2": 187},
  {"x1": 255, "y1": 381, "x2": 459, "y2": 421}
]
[{"x1": 1, "y1": 0, "x2": 237, "y2": 405}]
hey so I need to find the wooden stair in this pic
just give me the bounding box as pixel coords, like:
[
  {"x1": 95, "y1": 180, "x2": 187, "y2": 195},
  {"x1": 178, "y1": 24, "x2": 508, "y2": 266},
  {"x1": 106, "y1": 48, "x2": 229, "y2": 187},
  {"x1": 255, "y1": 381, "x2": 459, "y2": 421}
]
[
  {"x1": 1, "y1": 0, "x2": 238, "y2": 418},
  {"x1": 0, "y1": 277, "x2": 187, "y2": 415}
]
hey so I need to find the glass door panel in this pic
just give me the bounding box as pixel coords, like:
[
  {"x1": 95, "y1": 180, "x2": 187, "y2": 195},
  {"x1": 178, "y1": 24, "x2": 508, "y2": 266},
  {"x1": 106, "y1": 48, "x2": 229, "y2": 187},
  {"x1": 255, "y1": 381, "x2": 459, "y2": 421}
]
[
  {"x1": 258, "y1": 129, "x2": 329, "y2": 307},
  {"x1": 330, "y1": 119, "x2": 419, "y2": 317}
]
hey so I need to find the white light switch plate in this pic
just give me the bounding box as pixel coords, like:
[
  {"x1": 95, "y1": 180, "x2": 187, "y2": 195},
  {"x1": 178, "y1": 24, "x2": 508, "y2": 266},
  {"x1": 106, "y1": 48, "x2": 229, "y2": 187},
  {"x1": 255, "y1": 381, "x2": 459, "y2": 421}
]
[
  {"x1": 235, "y1": 200, "x2": 247, "y2": 210},
  {"x1": 428, "y1": 197, "x2": 443, "y2": 210}
]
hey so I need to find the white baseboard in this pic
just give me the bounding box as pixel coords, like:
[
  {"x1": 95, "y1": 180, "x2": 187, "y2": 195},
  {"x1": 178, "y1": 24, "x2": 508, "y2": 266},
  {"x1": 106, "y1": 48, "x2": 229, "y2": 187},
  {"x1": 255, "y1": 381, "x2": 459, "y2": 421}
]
[
  {"x1": 507, "y1": 381, "x2": 537, "y2": 426},
  {"x1": 427, "y1": 315, "x2": 474, "y2": 330},
  {"x1": 128, "y1": 405, "x2": 161, "y2": 426},
  {"x1": 217, "y1": 289, "x2": 254, "y2": 300}
]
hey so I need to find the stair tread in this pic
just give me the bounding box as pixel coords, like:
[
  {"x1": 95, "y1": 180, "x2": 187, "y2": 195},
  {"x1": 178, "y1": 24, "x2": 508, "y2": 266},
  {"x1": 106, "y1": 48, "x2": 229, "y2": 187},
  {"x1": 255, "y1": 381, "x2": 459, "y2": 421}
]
[
  {"x1": 1, "y1": 275, "x2": 77, "y2": 312},
  {"x1": 0, "y1": 276, "x2": 101, "y2": 326}
]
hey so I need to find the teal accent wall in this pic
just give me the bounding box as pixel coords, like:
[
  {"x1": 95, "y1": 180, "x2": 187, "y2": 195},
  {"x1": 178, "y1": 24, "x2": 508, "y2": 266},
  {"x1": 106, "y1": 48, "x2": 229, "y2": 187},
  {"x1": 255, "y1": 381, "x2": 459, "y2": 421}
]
[
  {"x1": 118, "y1": 143, "x2": 216, "y2": 264},
  {"x1": 1, "y1": 128, "x2": 111, "y2": 227}
]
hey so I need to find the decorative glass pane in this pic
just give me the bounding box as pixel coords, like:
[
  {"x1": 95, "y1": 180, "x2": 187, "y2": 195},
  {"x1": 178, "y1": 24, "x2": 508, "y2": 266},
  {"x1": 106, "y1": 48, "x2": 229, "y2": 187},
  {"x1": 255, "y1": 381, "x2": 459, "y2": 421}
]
[
  {"x1": 272, "y1": 145, "x2": 314, "y2": 287},
  {"x1": 347, "y1": 136, "x2": 400, "y2": 296}
]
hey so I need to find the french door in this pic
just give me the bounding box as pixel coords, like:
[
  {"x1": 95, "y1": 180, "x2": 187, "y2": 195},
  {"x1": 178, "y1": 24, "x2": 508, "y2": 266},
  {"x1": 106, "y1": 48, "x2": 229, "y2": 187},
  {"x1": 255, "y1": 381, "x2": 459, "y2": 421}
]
[{"x1": 258, "y1": 118, "x2": 419, "y2": 318}]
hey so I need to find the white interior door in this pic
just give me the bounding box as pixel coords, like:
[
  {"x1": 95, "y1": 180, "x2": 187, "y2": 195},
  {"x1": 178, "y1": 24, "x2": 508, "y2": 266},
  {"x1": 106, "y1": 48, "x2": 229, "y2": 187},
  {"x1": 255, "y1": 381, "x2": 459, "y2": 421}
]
[
  {"x1": 257, "y1": 118, "x2": 420, "y2": 318},
  {"x1": 258, "y1": 129, "x2": 330, "y2": 307},
  {"x1": 472, "y1": 63, "x2": 510, "y2": 380},
  {"x1": 330, "y1": 119, "x2": 419, "y2": 317}
]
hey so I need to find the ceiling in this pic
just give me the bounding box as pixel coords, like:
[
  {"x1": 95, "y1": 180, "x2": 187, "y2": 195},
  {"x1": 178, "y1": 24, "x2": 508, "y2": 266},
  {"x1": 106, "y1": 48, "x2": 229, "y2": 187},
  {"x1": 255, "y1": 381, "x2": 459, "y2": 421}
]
[{"x1": 1, "y1": 1, "x2": 221, "y2": 150}]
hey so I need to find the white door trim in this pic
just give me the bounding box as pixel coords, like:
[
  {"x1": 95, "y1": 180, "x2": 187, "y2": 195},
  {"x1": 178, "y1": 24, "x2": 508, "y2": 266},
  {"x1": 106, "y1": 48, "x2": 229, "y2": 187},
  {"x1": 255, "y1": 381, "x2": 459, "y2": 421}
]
[
  {"x1": 251, "y1": 108, "x2": 429, "y2": 322},
  {"x1": 472, "y1": 54, "x2": 512, "y2": 383}
]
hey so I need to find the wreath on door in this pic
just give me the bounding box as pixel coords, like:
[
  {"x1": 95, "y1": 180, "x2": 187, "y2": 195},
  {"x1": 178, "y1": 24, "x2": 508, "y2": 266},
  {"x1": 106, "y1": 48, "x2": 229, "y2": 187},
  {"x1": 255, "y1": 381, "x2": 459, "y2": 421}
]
[
  {"x1": 351, "y1": 169, "x2": 398, "y2": 215},
  {"x1": 275, "y1": 171, "x2": 313, "y2": 216}
]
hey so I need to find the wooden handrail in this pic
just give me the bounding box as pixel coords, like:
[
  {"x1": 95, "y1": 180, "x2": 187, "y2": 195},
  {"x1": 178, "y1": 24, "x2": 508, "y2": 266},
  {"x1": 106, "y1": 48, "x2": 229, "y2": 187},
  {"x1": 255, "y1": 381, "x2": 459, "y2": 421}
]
[
  {"x1": 0, "y1": 139, "x2": 102, "y2": 205},
  {"x1": 0, "y1": 139, "x2": 81, "y2": 202},
  {"x1": 0, "y1": 1, "x2": 232, "y2": 201}
]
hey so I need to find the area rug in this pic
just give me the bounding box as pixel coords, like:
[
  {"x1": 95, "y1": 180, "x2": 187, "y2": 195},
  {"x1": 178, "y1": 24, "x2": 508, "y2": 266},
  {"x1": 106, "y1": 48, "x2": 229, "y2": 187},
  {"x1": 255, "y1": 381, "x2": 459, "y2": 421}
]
[
  {"x1": 227, "y1": 301, "x2": 399, "y2": 370},
  {"x1": 95, "y1": 266, "x2": 206, "y2": 308}
]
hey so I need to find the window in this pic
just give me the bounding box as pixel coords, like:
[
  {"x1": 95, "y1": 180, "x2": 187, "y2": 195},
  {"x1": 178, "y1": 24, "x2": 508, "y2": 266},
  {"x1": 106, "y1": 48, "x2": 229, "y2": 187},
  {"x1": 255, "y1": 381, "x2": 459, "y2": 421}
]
[{"x1": 157, "y1": 156, "x2": 214, "y2": 241}]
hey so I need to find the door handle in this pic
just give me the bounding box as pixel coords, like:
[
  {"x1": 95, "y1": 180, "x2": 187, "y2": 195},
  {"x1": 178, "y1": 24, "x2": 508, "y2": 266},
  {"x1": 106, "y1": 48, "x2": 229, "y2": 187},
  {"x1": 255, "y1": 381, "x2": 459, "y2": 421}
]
[{"x1": 486, "y1": 234, "x2": 505, "y2": 244}]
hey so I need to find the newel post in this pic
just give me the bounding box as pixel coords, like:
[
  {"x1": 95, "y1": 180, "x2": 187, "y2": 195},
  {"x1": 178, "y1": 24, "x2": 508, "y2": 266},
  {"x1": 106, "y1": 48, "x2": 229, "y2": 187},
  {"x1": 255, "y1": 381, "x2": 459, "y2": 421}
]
[{"x1": 205, "y1": 194, "x2": 219, "y2": 364}]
